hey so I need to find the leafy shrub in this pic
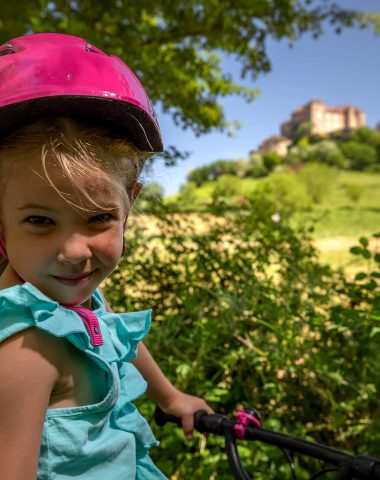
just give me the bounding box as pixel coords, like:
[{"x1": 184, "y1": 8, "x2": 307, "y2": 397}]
[
  {"x1": 187, "y1": 159, "x2": 251, "y2": 186},
  {"x1": 307, "y1": 140, "x2": 346, "y2": 168},
  {"x1": 350, "y1": 126, "x2": 380, "y2": 151},
  {"x1": 286, "y1": 141, "x2": 346, "y2": 169},
  {"x1": 297, "y1": 163, "x2": 337, "y2": 203},
  {"x1": 254, "y1": 172, "x2": 311, "y2": 216},
  {"x1": 103, "y1": 202, "x2": 380, "y2": 479},
  {"x1": 209, "y1": 174, "x2": 247, "y2": 213},
  {"x1": 133, "y1": 182, "x2": 164, "y2": 213},
  {"x1": 247, "y1": 152, "x2": 268, "y2": 178},
  {"x1": 344, "y1": 183, "x2": 364, "y2": 203},
  {"x1": 262, "y1": 151, "x2": 283, "y2": 173},
  {"x1": 176, "y1": 182, "x2": 201, "y2": 212},
  {"x1": 339, "y1": 141, "x2": 377, "y2": 171}
]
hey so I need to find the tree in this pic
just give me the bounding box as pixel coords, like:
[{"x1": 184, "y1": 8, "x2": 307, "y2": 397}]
[
  {"x1": 340, "y1": 141, "x2": 377, "y2": 171},
  {"x1": 304, "y1": 140, "x2": 346, "y2": 168},
  {"x1": 187, "y1": 159, "x2": 243, "y2": 185},
  {"x1": 350, "y1": 126, "x2": 380, "y2": 149},
  {"x1": 262, "y1": 151, "x2": 283, "y2": 173},
  {"x1": 293, "y1": 121, "x2": 314, "y2": 145},
  {"x1": 133, "y1": 182, "x2": 164, "y2": 213},
  {"x1": 1, "y1": 1, "x2": 379, "y2": 153}
]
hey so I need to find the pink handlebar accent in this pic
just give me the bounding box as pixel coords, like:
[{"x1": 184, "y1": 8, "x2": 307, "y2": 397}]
[{"x1": 234, "y1": 409, "x2": 261, "y2": 439}]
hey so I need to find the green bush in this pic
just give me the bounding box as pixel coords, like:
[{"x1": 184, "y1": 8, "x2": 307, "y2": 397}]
[
  {"x1": 262, "y1": 151, "x2": 283, "y2": 173},
  {"x1": 297, "y1": 163, "x2": 338, "y2": 204},
  {"x1": 247, "y1": 152, "x2": 268, "y2": 178},
  {"x1": 133, "y1": 182, "x2": 164, "y2": 213},
  {"x1": 209, "y1": 174, "x2": 246, "y2": 213},
  {"x1": 254, "y1": 172, "x2": 311, "y2": 217},
  {"x1": 286, "y1": 141, "x2": 346, "y2": 169},
  {"x1": 350, "y1": 126, "x2": 380, "y2": 151},
  {"x1": 103, "y1": 204, "x2": 379, "y2": 479},
  {"x1": 344, "y1": 183, "x2": 364, "y2": 203},
  {"x1": 339, "y1": 141, "x2": 377, "y2": 171}
]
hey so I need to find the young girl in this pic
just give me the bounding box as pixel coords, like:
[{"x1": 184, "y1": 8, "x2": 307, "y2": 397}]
[{"x1": 0, "y1": 33, "x2": 211, "y2": 479}]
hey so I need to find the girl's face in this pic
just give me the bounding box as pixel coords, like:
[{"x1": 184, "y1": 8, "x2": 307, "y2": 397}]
[{"x1": 0, "y1": 156, "x2": 127, "y2": 308}]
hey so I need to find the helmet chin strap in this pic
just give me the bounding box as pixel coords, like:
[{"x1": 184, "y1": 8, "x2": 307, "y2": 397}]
[{"x1": 0, "y1": 234, "x2": 8, "y2": 260}]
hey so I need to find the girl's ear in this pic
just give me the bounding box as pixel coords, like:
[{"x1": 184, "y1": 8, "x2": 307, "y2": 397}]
[{"x1": 129, "y1": 182, "x2": 143, "y2": 205}]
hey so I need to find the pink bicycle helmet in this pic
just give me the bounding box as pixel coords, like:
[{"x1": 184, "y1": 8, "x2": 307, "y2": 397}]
[{"x1": 0, "y1": 33, "x2": 163, "y2": 152}]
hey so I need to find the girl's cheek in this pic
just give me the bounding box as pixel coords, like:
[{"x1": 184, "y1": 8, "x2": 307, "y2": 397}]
[{"x1": 98, "y1": 230, "x2": 123, "y2": 258}]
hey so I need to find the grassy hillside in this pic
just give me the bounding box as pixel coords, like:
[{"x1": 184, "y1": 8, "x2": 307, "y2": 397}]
[{"x1": 165, "y1": 168, "x2": 380, "y2": 274}]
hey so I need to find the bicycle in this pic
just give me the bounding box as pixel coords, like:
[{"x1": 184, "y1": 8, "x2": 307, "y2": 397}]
[{"x1": 155, "y1": 407, "x2": 380, "y2": 480}]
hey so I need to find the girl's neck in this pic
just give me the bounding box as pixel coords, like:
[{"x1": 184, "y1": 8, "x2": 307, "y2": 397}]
[{"x1": 0, "y1": 263, "x2": 24, "y2": 290}]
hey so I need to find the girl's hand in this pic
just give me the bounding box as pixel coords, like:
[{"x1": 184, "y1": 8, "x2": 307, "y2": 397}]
[{"x1": 159, "y1": 389, "x2": 213, "y2": 439}]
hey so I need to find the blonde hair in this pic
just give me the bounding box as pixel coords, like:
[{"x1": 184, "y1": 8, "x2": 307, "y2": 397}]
[
  {"x1": 0, "y1": 116, "x2": 153, "y2": 272},
  {"x1": 0, "y1": 116, "x2": 152, "y2": 206}
]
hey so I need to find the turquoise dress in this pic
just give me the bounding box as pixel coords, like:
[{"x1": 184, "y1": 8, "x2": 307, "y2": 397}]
[{"x1": 0, "y1": 282, "x2": 168, "y2": 480}]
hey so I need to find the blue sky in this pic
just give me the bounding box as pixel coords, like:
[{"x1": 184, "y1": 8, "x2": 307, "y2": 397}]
[{"x1": 151, "y1": 0, "x2": 380, "y2": 196}]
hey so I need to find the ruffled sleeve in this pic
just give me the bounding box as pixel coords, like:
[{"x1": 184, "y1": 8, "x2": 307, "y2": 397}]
[
  {"x1": 0, "y1": 282, "x2": 88, "y2": 343},
  {"x1": 0, "y1": 283, "x2": 151, "y2": 365},
  {"x1": 97, "y1": 309, "x2": 151, "y2": 364}
]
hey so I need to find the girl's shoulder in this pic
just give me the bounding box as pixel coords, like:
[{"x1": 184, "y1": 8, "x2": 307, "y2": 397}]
[
  {"x1": 0, "y1": 282, "x2": 72, "y2": 386},
  {"x1": 0, "y1": 323, "x2": 61, "y2": 478}
]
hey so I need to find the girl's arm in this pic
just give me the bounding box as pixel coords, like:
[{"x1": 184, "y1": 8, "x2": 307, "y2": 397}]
[
  {"x1": 133, "y1": 342, "x2": 213, "y2": 437},
  {"x1": 99, "y1": 289, "x2": 213, "y2": 437},
  {"x1": 0, "y1": 328, "x2": 59, "y2": 479}
]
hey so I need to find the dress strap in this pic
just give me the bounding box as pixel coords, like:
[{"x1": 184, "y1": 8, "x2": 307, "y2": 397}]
[{"x1": 63, "y1": 306, "x2": 104, "y2": 346}]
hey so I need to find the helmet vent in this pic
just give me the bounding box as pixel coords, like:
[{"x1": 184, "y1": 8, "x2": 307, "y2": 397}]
[
  {"x1": 85, "y1": 44, "x2": 105, "y2": 55},
  {"x1": 0, "y1": 44, "x2": 16, "y2": 56}
]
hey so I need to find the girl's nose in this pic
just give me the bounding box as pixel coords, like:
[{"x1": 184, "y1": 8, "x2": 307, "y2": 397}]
[{"x1": 57, "y1": 234, "x2": 92, "y2": 264}]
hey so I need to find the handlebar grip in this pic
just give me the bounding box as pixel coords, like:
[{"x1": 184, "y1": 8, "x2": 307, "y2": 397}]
[
  {"x1": 154, "y1": 406, "x2": 210, "y2": 432},
  {"x1": 154, "y1": 407, "x2": 182, "y2": 427},
  {"x1": 372, "y1": 464, "x2": 380, "y2": 479}
]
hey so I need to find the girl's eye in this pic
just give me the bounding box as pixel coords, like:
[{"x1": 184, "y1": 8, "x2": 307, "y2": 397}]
[
  {"x1": 89, "y1": 213, "x2": 116, "y2": 223},
  {"x1": 25, "y1": 216, "x2": 54, "y2": 226}
]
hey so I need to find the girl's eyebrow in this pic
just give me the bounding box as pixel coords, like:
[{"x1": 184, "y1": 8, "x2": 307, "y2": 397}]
[{"x1": 18, "y1": 204, "x2": 57, "y2": 211}]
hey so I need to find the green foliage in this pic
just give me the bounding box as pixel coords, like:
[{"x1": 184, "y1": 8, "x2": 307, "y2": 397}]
[
  {"x1": 248, "y1": 152, "x2": 268, "y2": 178},
  {"x1": 297, "y1": 163, "x2": 338, "y2": 204},
  {"x1": 286, "y1": 140, "x2": 346, "y2": 168},
  {"x1": 339, "y1": 141, "x2": 378, "y2": 171},
  {"x1": 210, "y1": 174, "x2": 244, "y2": 211},
  {"x1": 254, "y1": 173, "x2": 311, "y2": 216},
  {"x1": 344, "y1": 183, "x2": 364, "y2": 203},
  {"x1": 350, "y1": 126, "x2": 380, "y2": 151},
  {"x1": 293, "y1": 121, "x2": 313, "y2": 144},
  {"x1": 286, "y1": 143, "x2": 311, "y2": 166},
  {"x1": 187, "y1": 160, "x2": 242, "y2": 186},
  {"x1": 133, "y1": 182, "x2": 164, "y2": 213},
  {"x1": 308, "y1": 140, "x2": 347, "y2": 168},
  {"x1": 262, "y1": 151, "x2": 283, "y2": 173},
  {"x1": 103, "y1": 203, "x2": 380, "y2": 478},
  {"x1": 176, "y1": 182, "x2": 200, "y2": 211},
  {"x1": 1, "y1": 1, "x2": 378, "y2": 143}
]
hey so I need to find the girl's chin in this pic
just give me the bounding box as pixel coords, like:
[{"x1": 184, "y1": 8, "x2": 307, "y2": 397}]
[{"x1": 35, "y1": 285, "x2": 93, "y2": 308}]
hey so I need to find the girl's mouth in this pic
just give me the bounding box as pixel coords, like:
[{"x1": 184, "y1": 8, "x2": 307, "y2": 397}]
[{"x1": 52, "y1": 271, "x2": 94, "y2": 286}]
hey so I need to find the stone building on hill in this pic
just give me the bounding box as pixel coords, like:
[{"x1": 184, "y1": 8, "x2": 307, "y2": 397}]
[
  {"x1": 281, "y1": 99, "x2": 365, "y2": 139},
  {"x1": 257, "y1": 135, "x2": 291, "y2": 157},
  {"x1": 255, "y1": 100, "x2": 366, "y2": 157}
]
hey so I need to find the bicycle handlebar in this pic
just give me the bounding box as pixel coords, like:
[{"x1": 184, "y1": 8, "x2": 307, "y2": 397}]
[{"x1": 154, "y1": 407, "x2": 380, "y2": 480}]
